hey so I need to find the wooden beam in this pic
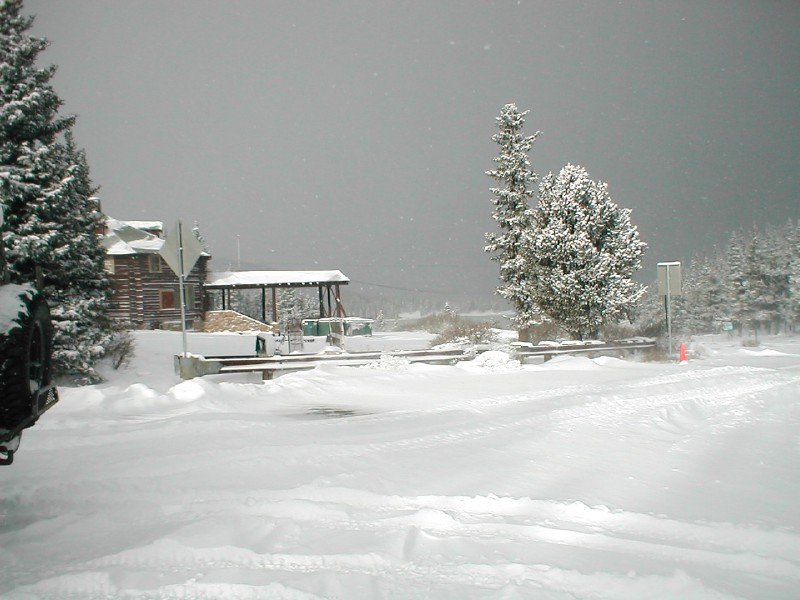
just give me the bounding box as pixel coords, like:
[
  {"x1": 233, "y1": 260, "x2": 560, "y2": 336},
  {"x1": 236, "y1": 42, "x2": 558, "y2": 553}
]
[{"x1": 334, "y1": 283, "x2": 346, "y2": 317}]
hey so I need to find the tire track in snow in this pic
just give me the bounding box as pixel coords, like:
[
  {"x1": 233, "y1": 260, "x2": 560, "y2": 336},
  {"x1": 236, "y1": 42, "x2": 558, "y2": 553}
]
[
  {"x1": 16, "y1": 506, "x2": 797, "y2": 600},
  {"x1": 151, "y1": 485, "x2": 800, "y2": 567},
  {"x1": 19, "y1": 482, "x2": 795, "y2": 599},
  {"x1": 288, "y1": 367, "x2": 799, "y2": 460},
  {"x1": 8, "y1": 559, "x2": 737, "y2": 600}
]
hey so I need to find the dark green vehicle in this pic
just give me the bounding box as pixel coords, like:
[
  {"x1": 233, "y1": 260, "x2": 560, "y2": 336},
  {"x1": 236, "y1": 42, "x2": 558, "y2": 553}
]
[{"x1": 0, "y1": 207, "x2": 58, "y2": 465}]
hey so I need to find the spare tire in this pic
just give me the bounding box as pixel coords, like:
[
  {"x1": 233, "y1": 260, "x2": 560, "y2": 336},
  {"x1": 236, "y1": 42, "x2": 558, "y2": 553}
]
[{"x1": 0, "y1": 288, "x2": 53, "y2": 430}]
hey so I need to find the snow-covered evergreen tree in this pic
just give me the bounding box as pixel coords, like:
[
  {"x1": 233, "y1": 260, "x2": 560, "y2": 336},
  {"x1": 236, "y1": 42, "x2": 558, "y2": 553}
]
[
  {"x1": 725, "y1": 228, "x2": 774, "y2": 337},
  {"x1": 676, "y1": 250, "x2": 732, "y2": 335},
  {"x1": 761, "y1": 222, "x2": 794, "y2": 332},
  {"x1": 1, "y1": 1, "x2": 112, "y2": 382},
  {"x1": 485, "y1": 103, "x2": 540, "y2": 330},
  {"x1": 673, "y1": 256, "x2": 702, "y2": 335},
  {"x1": 742, "y1": 228, "x2": 777, "y2": 339},
  {"x1": 629, "y1": 282, "x2": 666, "y2": 338},
  {"x1": 280, "y1": 288, "x2": 317, "y2": 321},
  {"x1": 1, "y1": 0, "x2": 74, "y2": 280},
  {"x1": 787, "y1": 220, "x2": 800, "y2": 329},
  {"x1": 528, "y1": 164, "x2": 646, "y2": 339},
  {"x1": 279, "y1": 288, "x2": 302, "y2": 321},
  {"x1": 701, "y1": 249, "x2": 734, "y2": 330},
  {"x1": 725, "y1": 229, "x2": 750, "y2": 333},
  {"x1": 636, "y1": 221, "x2": 799, "y2": 338},
  {"x1": 45, "y1": 134, "x2": 113, "y2": 381}
]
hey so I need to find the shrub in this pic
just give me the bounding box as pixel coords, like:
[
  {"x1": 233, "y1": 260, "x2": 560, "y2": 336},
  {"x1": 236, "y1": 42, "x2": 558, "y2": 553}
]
[
  {"x1": 401, "y1": 312, "x2": 460, "y2": 334},
  {"x1": 600, "y1": 322, "x2": 638, "y2": 340},
  {"x1": 637, "y1": 347, "x2": 672, "y2": 363},
  {"x1": 105, "y1": 326, "x2": 135, "y2": 370},
  {"x1": 431, "y1": 320, "x2": 498, "y2": 346},
  {"x1": 523, "y1": 320, "x2": 564, "y2": 343}
]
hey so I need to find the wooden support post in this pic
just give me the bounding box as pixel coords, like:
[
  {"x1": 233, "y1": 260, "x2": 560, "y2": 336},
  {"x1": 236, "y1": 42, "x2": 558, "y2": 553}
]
[
  {"x1": 334, "y1": 284, "x2": 343, "y2": 317},
  {"x1": 271, "y1": 287, "x2": 278, "y2": 323}
]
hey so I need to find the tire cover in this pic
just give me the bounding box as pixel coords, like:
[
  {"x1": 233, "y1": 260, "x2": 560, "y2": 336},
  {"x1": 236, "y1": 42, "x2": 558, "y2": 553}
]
[{"x1": 0, "y1": 291, "x2": 53, "y2": 429}]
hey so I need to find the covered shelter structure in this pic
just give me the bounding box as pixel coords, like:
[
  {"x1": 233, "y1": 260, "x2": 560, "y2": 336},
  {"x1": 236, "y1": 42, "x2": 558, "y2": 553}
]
[{"x1": 204, "y1": 270, "x2": 349, "y2": 324}]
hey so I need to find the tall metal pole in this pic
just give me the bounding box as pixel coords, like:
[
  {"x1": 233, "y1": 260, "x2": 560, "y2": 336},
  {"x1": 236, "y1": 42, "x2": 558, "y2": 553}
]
[
  {"x1": 237, "y1": 234, "x2": 241, "y2": 270},
  {"x1": 177, "y1": 221, "x2": 189, "y2": 357},
  {"x1": 665, "y1": 263, "x2": 673, "y2": 356}
]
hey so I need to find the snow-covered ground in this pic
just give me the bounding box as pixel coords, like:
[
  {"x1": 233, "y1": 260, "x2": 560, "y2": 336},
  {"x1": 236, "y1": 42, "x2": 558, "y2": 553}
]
[{"x1": 2, "y1": 330, "x2": 799, "y2": 599}]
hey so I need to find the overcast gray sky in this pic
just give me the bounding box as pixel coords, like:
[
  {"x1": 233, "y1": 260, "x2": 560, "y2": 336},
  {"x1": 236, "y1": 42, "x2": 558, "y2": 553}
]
[{"x1": 26, "y1": 0, "x2": 800, "y2": 306}]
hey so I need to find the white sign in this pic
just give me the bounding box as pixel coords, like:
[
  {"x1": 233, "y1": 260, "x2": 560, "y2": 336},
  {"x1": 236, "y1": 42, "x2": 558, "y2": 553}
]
[
  {"x1": 657, "y1": 261, "x2": 682, "y2": 296},
  {"x1": 657, "y1": 261, "x2": 682, "y2": 356},
  {"x1": 159, "y1": 222, "x2": 205, "y2": 277}
]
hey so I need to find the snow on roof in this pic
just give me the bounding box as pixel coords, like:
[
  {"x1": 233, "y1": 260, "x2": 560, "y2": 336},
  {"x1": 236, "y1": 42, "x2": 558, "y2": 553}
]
[
  {"x1": 103, "y1": 218, "x2": 164, "y2": 255},
  {"x1": 205, "y1": 270, "x2": 350, "y2": 288},
  {"x1": 103, "y1": 218, "x2": 211, "y2": 258},
  {"x1": 119, "y1": 220, "x2": 163, "y2": 232}
]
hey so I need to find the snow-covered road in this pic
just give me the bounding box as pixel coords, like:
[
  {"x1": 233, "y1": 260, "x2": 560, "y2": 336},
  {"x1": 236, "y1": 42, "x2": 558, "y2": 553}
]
[{"x1": 1, "y1": 333, "x2": 799, "y2": 599}]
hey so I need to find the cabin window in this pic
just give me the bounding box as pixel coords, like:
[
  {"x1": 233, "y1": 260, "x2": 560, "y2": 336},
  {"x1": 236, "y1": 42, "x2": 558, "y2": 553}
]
[
  {"x1": 184, "y1": 285, "x2": 196, "y2": 308},
  {"x1": 149, "y1": 255, "x2": 162, "y2": 273},
  {"x1": 103, "y1": 257, "x2": 115, "y2": 274},
  {"x1": 159, "y1": 286, "x2": 195, "y2": 310}
]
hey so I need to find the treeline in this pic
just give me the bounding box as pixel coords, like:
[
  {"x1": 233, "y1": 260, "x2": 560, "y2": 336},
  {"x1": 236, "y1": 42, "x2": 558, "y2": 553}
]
[{"x1": 637, "y1": 220, "x2": 800, "y2": 338}]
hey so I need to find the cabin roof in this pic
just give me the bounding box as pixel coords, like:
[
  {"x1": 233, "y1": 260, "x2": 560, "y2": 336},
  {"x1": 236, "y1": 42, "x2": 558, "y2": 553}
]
[{"x1": 103, "y1": 219, "x2": 164, "y2": 255}]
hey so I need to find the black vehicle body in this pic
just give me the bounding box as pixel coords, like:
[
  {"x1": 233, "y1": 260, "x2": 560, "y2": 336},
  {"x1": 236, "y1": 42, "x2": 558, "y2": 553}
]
[{"x1": 0, "y1": 209, "x2": 58, "y2": 465}]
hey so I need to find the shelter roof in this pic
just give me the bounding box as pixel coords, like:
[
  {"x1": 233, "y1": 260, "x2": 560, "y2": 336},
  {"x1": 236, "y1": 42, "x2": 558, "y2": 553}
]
[{"x1": 205, "y1": 270, "x2": 349, "y2": 289}]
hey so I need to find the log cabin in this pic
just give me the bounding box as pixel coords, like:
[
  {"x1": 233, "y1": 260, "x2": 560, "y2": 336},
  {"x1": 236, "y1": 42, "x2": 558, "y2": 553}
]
[{"x1": 101, "y1": 218, "x2": 210, "y2": 329}]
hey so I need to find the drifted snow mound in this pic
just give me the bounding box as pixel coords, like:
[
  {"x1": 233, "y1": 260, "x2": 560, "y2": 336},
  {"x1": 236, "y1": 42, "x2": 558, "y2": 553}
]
[
  {"x1": 466, "y1": 350, "x2": 520, "y2": 372},
  {"x1": 362, "y1": 354, "x2": 411, "y2": 371},
  {"x1": 739, "y1": 347, "x2": 790, "y2": 357}
]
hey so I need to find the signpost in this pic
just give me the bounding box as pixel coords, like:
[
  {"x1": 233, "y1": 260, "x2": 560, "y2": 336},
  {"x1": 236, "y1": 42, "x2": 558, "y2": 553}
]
[
  {"x1": 159, "y1": 221, "x2": 205, "y2": 357},
  {"x1": 657, "y1": 261, "x2": 682, "y2": 355}
]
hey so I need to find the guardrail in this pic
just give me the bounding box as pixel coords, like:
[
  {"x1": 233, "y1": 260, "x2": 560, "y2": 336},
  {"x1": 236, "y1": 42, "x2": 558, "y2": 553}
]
[
  {"x1": 512, "y1": 338, "x2": 656, "y2": 362},
  {"x1": 175, "y1": 339, "x2": 657, "y2": 380},
  {"x1": 175, "y1": 348, "x2": 473, "y2": 380}
]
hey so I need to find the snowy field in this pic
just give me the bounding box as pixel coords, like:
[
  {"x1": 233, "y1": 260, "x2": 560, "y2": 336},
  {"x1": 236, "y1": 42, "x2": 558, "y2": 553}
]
[{"x1": 2, "y1": 330, "x2": 799, "y2": 599}]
